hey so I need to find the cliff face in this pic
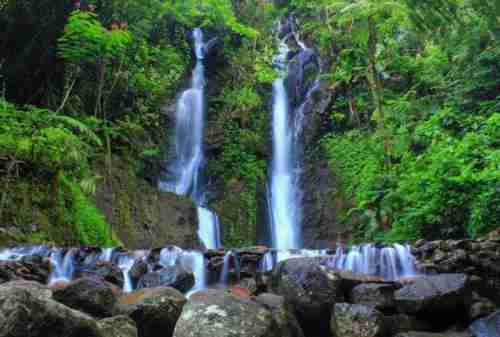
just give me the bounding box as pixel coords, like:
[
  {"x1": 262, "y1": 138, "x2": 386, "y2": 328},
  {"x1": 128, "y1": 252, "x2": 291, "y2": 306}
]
[{"x1": 94, "y1": 158, "x2": 199, "y2": 250}]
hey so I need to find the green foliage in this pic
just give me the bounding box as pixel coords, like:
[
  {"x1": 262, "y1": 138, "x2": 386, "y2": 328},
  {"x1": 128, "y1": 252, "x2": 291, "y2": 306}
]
[
  {"x1": 162, "y1": 0, "x2": 258, "y2": 38},
  {"x1": 318, "y1": 0, "x2": 500, "y2": 242},
  {"x1": 64, "y1": 177, "x2": 115, "y2": 246},
  {"x1": 58, "y1": 10, "x2": 131, "y2": 62}
]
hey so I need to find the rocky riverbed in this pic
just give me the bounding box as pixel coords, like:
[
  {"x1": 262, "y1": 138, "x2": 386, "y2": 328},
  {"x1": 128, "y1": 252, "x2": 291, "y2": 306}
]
[{"x1": 0, "y1": 235, "x2": 499, "y2": 337}]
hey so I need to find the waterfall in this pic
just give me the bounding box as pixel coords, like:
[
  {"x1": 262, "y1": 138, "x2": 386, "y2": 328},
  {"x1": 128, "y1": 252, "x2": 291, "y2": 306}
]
[
  {"x1": 160, "y1": 246, "x2": 208, "y2": 296},
  {"x1": 48, "y1": 248, "x2": 77, "y2": 286},
  {"x1": 159, "y1": 28, "x2": 221, "y2": 250},
  {"x1": 219, "y1": 251, "x2": 240, "y2": 286},
  {"x1": 268, "y1": 31, "x2": 302, "y2": 250},
  {"x1": 330, "y1": 244, "x2": 418, "y2": 281}
]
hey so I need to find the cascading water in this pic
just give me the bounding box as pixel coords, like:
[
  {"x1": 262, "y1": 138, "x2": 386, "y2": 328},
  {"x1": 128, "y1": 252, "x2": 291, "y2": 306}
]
[
  {"x1": 219, "y1": 251, "x2": 240, "y2": 286},
  {"x1": 159, "y1": 28, "x2": 220, "y2": 250},
  {"x1": 330, "y1": 244, "x2": 418, "y2": 281},
  {"x1": 267, "y1": 26, "x2": 302, "y2": 251},
  {"x1": 48, "y1": 248, "x2": 77, "y2": 285},
  {"x1": 159, "y1": 246, "x2": 207, "y2": 296}
]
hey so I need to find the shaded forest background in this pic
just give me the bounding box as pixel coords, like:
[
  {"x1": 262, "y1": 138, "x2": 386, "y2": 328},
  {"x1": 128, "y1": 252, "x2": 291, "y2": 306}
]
[{"x1": 0, "y1": 0, "x2": 499, "y2": 247}]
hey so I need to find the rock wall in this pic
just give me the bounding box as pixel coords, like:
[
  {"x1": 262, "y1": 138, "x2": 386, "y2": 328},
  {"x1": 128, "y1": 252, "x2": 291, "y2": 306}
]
[
  {"x1": 94, "y1": 158, "x2": 199, "y2": 250},
  {"x1": 413, "y1": 231, "x2": 500, "y2": 304}
]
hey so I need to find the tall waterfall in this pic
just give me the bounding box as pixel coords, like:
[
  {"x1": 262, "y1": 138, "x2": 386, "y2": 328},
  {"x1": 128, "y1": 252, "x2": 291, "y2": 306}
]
[
  {"x1": 268, "y1": 39, "x2": 301, "y2": 250},
  {"x1": 159, "y1": 28, "x2": 221, "y2": 250},
  {"x1": 267, "y1": 17, "x2": 319, "y2": 250}
]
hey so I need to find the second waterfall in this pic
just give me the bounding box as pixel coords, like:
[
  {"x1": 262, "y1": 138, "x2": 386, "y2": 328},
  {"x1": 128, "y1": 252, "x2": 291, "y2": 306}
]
[
  {"x1": 267, "y1": 16, "x2": 321, "y2": 250},
  {"x1": 160, "y1": 28, "x2": 221, "y2": 250}
]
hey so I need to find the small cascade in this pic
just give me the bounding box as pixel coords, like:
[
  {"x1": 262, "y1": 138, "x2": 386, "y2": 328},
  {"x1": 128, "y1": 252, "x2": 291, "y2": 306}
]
[
  {"x1": 260, "y1": 251, "x2": 275, "y2": 272},
  {"x1": 99, "y1": 247, "x2": 116, "y2": 263},
  {"x1": 159, "y1": 246, "x2": 208, "y2": 296},
  {"x1": 219, "y1": 251, "x2": 240, "y2": 286},
  {"x1": 117, "y1": 254, "x2": 136, "y2": 293},
  {"x1": 179, "y1": 251, "x2": 207, "y2": 297},
  {"x1": 159, "y1": 27, "x2": 220, "y2": 250},
  {"x1": 0, "y1": 245, "x2": 49, "y2": 260},
  {"x1": 117, "y1": 250, "x2": 150, "y2": 293},
  {"x1": 330, "y1": 244, "x2": 418, "y2": 281},
  {"x1": 48, "y1": 248, "x2": 77, "y2": 285}
]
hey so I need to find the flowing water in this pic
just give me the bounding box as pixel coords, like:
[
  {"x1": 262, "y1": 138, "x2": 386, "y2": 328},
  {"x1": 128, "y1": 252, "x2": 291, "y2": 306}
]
[
  {"x1": 267, "y1": 28, "x2": 302, "y2": 251},
  {"x1": 159, "y1": 28, "x2": 220, "y2": 250},
  {"x1": 48, "y1": 248, "x2": 77, "y2": 286},
  {"x1": 219, "y1": 251, "x2": 240, "y2": 286}
]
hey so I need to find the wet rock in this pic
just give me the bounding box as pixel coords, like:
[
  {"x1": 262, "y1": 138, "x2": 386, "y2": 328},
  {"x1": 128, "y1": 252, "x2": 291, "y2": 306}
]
[
  {"x1": 332, "y1": 303, "x2": 386, "y2": 337},
  {"x1": 350, "y1": 283, "x2": 397, "y2": 313},
  {"x1": 268, "y1": 257, "x2": 344, "y2": 335},
  {"x1": 173, "y1": 289, "x2": 275, "y2": 337},
  {"x1": 94, "y1": 159, "x2": 200, "y2": 250},
  {"x1": 77, "y1": 261, "x2": 124, "y2": 288},
  {"x1": 0, "y1": 256, "x2": 50, "y2": 284},
  {"x1": 137, "y1": 265, "x2": 195, "y2": 293},
  {"x1": 469, "y1": 293, "x2": 497, "y2": 321},
  {"x1": 98, "y1": 315, "x2": 138, "y2": 337},
  {"x1": 130, "y1": 260, "x2": 148, "y2": 285},
  {"x1": 0, "y1": 286, "x2": 100, "y2": 337},
  {"x1": 255, "y1": 293, "x2": 305, "y2": 337},
  {"x1": 0, "y1": 279, "x2": 52, "y2": 300},
  {"x1": 394, "y1": 274, "x2": 472, "y2": 325},
  {"x1": 117, "y1": 287, "x2": 186, "y2": 337},
  {"x1": 239, "y1": 277, "x2": 258, "y2": 295},
  {"x1": 469, "y1": 310, "x2": 500, "y2": 337},
  {"x1": 385, "y1": 314, "x2": 432, "y2": 335},
  {"x1": 53, "y1": 277, "x2": 118, "y2": 318},
  {"x1": 396, "y1": 332, "x2": 471, "y2": 337}
]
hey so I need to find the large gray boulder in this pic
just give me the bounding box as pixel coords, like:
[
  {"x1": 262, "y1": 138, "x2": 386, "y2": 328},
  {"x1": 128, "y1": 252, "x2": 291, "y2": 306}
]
[
  {"x1": 394, "y1": 274, "x2": 472, "y2": 325},
  {"x1": 98, "y1": 315, "x2": 138, "y2": 337},
  {"x1": 332, "y1": 303, "x2": 386, "y2": 337},
  {"x1": 0, "y1": 280, "x2": 52, "y2": 300},
  {"x1": 137, "y1": 266, "x2": 195, "y2": 293},
  {"x1": 0, "y1": 286, "x2": 100, "y2": 337},
  {"x1": 268, "y1": 257, "x2": 345, "y2": 335},
  {"x1": 53, "y1": 277, "x2": 118, "y2": 318},
  {"x1": 470, "y1": 310, "x2": 500, "y2": 337},
  {"x1": 117, "y1": 287, "x2": 186, "y2": 337},
  {"x1": 351, "y1": 283, "x2": 397, "y2": 313},
  {"x1": 173, "y1": 289, "x2": 275, "y2": 337},
  {"x1": 255, "y1": 293, "x2": 305, "y2": 337}
]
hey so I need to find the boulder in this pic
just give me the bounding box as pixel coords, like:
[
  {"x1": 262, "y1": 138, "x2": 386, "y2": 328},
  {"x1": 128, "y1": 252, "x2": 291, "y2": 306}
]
[
  {"x1": 137, "y1": 265, "x2": 195, "y2": 293},
  {"x1": 0, "y1": 286, "x2": 100, "y2": 337},
  {"x1": 469, "y1": 310, "x2": 500, "y2": 337},
  {"x1": 53, "y1": 277, "x2": 118, "y2": 318},
  {"x1": 130, "y1": 260, "x2": 148, "y2": 285},
  {"x1": 77, "y1": 261, "x2": 124, "y2": 288},
  {"x1": 173, "y1": 289, "x2": 275, "y2": 337},
  {"x1": 268, "y1": 257, "x2": 344, "y2": 335},
  {"x1": 0, "y1": 280, "x2": 52, "y2": 300},
  {"x1": 385, "y1": 314, "x2": 432, "y2": 335},
  {"x1": 469, "y1": 294, "x2": 497, "y2": 321},
  {"x1": 117, "y1": 287, "x2": 186, "y2": 337},
  {"x1": 255, "y1": 293, "x2": 305, "y2": 337},
  {"x1": 394, "y1": 274, "x2": 472, "y2": 326},
  {"x1": 350, "y1": 283, "x2": 397, "y2": 313},
  {"x1": 0, "y1": 257, "x2": 50, "y2": 284},
  {"x1": 98, "y1": 315, "x2": 138, "y2": 337},
  {"x1": 396, "y1": 332, "x2": 471, "y2": 337},
  {"x1": 332, "y1": 303, "x2": 386, "y2": 337}
]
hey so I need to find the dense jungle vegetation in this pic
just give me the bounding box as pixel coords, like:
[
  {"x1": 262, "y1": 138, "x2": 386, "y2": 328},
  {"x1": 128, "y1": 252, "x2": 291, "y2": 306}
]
[{"x1": 0, "y1": 0, "x2": 498, "y2": 247}]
